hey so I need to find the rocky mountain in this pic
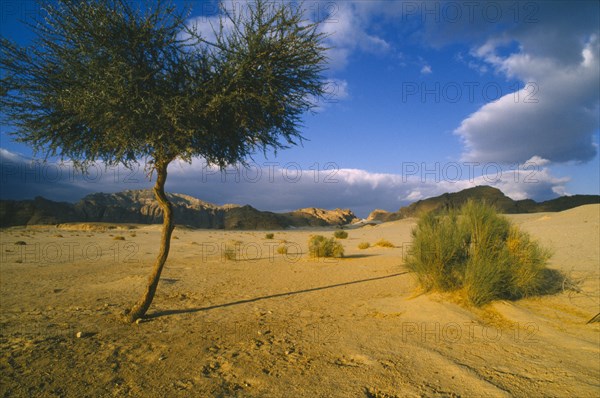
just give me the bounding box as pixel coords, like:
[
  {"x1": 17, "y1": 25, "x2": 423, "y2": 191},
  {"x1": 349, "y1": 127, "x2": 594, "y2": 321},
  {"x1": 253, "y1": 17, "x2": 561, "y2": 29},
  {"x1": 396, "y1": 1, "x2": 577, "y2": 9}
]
[
  {"x1": 0, "y1": 190, "x2": 357, "y2": 229},
  {"x1": 2, "y1": 186, "x2": 597, "y2": 228},
  {"x1": 368, "y1": 186, "x2": 600, "y2": 222}
]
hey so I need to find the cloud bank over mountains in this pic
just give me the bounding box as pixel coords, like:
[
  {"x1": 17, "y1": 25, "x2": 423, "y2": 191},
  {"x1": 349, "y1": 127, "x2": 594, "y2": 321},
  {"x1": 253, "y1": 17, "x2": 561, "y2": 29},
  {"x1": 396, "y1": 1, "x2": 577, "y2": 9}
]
[{"x1": 0, "y1": 149, "x2": 570, "y2": 217}]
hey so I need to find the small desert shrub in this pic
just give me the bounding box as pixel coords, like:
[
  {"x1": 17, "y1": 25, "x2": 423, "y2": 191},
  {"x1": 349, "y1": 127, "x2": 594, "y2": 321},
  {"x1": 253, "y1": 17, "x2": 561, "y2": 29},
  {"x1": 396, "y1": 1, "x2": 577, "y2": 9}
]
[
  {"x1": 358, "y1": 242, "x2": 370, "y2": 250},
  {"x1": 53, "y1": 234, "x2": 64, "y2": 238},
  {"x1": 407, "y1": 200, "x2": 552, "y2": 306},
  {"x1": 374, "y1": 239, "x2": 395, "y2": 248},
  {"x1": 130, "y1": 233, "x2": 137, "y2": 237},
  {"x1": 333, "y1": 230, "x2": 348, "y2": 239},
  {"x1": 277, "y1": 245, "x2": 288, "y2": 255},
  {"x1": 223, "y1": 246, "x2": 237, "y2": 261},
  {"x1": 14, "y1": 241, "x2": 27, "y2": 246},
  {"x1": 265, "y1": 233, "x2": 275, "y2": 239},
  {"x1": 308, "y1": 235, "x2": 344, "y2": 258},
  {"x1": 223, "y1": 241, "x2": 242, "y2": 261},
  {"x1": 173, "y1": 236, "x2": 179, "y2": 240},
  {"x1": 113, "y1": 236, "x2": 126, "y2": 241}
]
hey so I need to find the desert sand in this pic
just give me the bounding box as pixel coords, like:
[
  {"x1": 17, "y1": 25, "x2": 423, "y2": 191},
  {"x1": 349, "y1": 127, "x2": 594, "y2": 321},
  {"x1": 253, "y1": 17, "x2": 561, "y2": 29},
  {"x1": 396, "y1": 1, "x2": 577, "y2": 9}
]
[{"x1": 1, "y1": 205, "x2": 599, "y2": 397}]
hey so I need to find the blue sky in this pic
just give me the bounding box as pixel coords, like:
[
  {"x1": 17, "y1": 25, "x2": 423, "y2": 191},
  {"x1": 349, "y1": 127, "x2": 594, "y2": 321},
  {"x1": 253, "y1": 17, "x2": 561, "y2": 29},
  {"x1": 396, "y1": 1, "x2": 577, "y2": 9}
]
[{"x1": 1, "y1": 1, "x2": 599, "y2": 217}]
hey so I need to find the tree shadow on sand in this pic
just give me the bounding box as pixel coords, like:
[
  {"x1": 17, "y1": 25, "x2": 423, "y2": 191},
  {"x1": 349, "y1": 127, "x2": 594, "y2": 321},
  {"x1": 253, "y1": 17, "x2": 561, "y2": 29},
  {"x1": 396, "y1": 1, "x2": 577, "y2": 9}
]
[
  {"x1": 341, "y1": 254, "x2": 379, "y2": 259},
  {"x1": 146, "y1": 271, "x2": 409, "y2": 320}
]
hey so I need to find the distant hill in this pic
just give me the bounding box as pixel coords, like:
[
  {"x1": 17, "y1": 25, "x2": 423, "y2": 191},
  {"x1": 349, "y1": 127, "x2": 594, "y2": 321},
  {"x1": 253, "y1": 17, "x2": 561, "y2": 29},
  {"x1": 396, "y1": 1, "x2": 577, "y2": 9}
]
[
  {"x1": 368, "y1": 186, "x2": 600, "y2": 222},
  {"x1": 0, "y1": 190, "x2": 357, "y2": 229},
  {"x1": 2, "y1": 186, "x2": 598, "y2": 229}
]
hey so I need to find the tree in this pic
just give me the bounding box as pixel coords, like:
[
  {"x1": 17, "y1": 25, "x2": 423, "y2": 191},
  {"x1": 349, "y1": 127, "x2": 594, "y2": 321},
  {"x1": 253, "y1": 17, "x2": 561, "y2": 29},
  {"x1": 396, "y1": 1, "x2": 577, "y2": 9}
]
[{"x1": 1, "y1": 0, "x2": 327, "y2": 322}]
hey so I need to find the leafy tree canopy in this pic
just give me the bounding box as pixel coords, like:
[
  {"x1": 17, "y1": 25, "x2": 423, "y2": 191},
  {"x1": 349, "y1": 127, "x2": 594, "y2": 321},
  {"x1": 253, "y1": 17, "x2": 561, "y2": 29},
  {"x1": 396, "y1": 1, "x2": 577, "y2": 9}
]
[{"x1": 1, "y1": 0, "x2": 328, "y2": 170}]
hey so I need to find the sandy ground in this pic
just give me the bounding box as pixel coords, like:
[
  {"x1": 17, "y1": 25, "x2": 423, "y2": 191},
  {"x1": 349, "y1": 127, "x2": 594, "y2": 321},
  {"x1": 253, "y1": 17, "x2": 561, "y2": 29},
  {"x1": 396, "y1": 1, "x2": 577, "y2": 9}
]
[{"x1": 1, "y1": 205, "x2": 599, "y2": 397}]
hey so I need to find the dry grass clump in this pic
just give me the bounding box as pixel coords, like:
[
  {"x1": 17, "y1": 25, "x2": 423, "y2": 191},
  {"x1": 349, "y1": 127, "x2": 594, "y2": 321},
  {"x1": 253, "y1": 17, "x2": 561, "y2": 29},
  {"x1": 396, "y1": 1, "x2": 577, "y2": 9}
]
[
  {"x1": 374, "y1": 239, "x2": 395, "y2": 248},
  {"x1": 14, "y1": 241, "x2": 27, "y2": 246},
  {"x1": 222, "y1": 240, "x2": 243, "y2": 261},
  {"x1": 223, "y1": 246, "x2": 237, "y2": 261},
  {"x1": 333, "y1": 230, "x2": 348, "y2": 239},
  {"x1": 358, "y1": 242, "x2": 371, "y2": 250},
  {"x1": 308, "y1": 235, "x2": 344, "y2": 258},
  {"x1": 277, "y1": 245, "x2": 288, "y2": 255},
  {"x1": 406, "y1": 200, "x2": 555, "y2": 306},
  {"x1": 265, "y1": 233, "x2": 275, "y2": 239},
  {"x1": 113, "y1": 236, "x2": 126, "y2": 241}
]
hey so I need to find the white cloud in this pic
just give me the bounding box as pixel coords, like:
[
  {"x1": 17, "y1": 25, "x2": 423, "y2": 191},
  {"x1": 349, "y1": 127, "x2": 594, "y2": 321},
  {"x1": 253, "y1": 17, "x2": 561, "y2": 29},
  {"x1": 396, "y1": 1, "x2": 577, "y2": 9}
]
[
  {"x1": 456, "y1": 35, "x2": 599, "y2": 163},
  {"x1": 433, "y1": 1, "x2": 600, "y2": 165},
  {"x1": 317, "y1": 2, "x2": 391, "y2": 71},
  {"x1": 1, "y1": 149, "x2": 572, "y2": 218},
  {"x1": 420, "y1": 65, "x2": 432, "y2": 75}
]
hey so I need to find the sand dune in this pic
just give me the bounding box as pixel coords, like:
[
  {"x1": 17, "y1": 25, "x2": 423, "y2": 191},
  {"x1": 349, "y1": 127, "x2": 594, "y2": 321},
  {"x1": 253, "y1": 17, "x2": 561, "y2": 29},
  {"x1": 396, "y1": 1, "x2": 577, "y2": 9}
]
[{"x1": 1, "y1": 206, "x2": 598, "y2": 397}]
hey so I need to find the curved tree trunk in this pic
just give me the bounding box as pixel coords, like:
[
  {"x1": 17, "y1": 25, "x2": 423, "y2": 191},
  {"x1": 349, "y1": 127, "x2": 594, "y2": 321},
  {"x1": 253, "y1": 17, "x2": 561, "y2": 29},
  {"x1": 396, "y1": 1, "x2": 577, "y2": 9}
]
[{"x1": 125, "y1": 161, "x2": 174, "y2": 323}]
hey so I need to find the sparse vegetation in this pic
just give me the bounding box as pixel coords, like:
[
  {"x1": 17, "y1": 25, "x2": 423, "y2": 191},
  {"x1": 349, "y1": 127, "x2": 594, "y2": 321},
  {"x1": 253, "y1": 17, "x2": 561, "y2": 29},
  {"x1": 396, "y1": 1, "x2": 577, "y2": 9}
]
[
  {"x1": 14, "y1": 241, "x2": 27, "y2": 246},
  {"x1": 374, "y1": 239, "x2": 395, "y2": 248},
  {"x1": 308, "y1": 235, "x2": 344, "y2": 258},
  {"x1": 265, "y1": 233, "x2": 275, "y2": 239},
  {"x1": 113, "y1": 236, "x2": 126, "y2": 241},
  {"x1": 223, "y1": 248, "x2": 237, "y2": 261},
  {"x1": 333, "y1": 230, "x2": 348, "y2": 239},
  {"x1": 223, "y1": 244, "x2": 239, "y2": 261},
  {"x1": 53, "y1": 234, "x2": 64, "y2": 238},
  {"x1": 407, "y1": 200, "x2": 554, "y2": 306},
  {"x1": 358, "y1": 242, "x2": 371, "y2": 250},
  {"x1": 277, "y1": 245, "x2": 288, "y2": 255},
  {"x1": 1, "y1": 0, "x2": 328, "y2": 322}
]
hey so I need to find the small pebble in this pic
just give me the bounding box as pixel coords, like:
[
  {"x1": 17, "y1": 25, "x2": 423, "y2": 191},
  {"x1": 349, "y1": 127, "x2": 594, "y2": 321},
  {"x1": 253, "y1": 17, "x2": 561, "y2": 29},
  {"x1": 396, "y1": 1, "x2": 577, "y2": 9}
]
[{"x1": 76, "y1": 331, "x2": 83, "y2": 338}]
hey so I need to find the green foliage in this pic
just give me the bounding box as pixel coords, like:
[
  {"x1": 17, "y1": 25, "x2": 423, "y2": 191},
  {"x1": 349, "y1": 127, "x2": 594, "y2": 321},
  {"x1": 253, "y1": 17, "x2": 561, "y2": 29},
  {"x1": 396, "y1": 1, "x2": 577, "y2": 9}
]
[
  {"x1": 374, "y1": 239, "x2": 395, "y2": 248},
  {"x1": 407, "y1": 200, "x2": 553, "y2": 306},
  {"x1": 265, "y1": 233, "x2": 275, "y2": 239},
  {"x1": 358, "y1": 242, "x2": 370, "y2": 250},
  {"x1": 0, "y1": 0, "x2": 327, "y2": 169},
  {"x1": 308, "y1": 235, "x2": 344, "y2": 258},
  {"x1": 333, "y1": 230, "x2": 348, "y2": 239}
]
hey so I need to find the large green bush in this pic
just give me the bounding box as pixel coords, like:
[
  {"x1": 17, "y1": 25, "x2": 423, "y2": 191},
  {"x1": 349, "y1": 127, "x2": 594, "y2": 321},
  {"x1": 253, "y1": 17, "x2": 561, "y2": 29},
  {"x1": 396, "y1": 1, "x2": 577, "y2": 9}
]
[
  {"x1": 308, "y1": 235, "x2": 344, "y2": 258},
  {"x1": 407, "y1": 200, "x2": 552, "y2": 306}
]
